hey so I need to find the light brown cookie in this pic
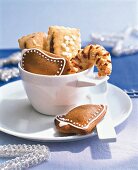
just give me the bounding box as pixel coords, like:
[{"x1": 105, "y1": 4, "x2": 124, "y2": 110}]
[
  {"x1": 46, "y1": 26, "x2": 81, "y2": 60},
  {"x1": 18, "y1": 32, "x2": 47, "y2": 50},
  {"x1": 55, "y1": 104, "x2": 107, "y2": 135},
  {"x1": 71, "y1": 44, "x2": 112, "y2": 76},
  {"x1": 21, "y1": 48, "x2": 70, "y2": 75}
]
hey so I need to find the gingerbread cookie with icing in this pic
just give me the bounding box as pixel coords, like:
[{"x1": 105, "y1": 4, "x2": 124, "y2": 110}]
[
  {"x1": 21, "y1": 48, "x2": 70, "y2": 75},
  {"x1": 55, "y1": 104, "x2": 107, "y2": 135}
]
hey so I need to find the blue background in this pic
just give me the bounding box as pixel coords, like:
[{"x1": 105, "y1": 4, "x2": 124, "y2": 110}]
[{"x1": 0, "y1": 0, "x2": 137, "y2": 49}]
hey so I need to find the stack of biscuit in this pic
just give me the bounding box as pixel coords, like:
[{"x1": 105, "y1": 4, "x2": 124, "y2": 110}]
[{"x1": 18, "y1": 26, "x2": 112, "y2": 76}]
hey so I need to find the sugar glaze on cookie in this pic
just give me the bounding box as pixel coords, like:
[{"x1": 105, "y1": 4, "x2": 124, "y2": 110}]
[
  {"x1": 55, "y1": 104, "x2": 107, "y2": 135},
  {"x1": 21, "y1": 48, "x2": 66, "y2": 75},
  {"x1": 56, "y1": 104, "x2": 106, "y2": 129}
]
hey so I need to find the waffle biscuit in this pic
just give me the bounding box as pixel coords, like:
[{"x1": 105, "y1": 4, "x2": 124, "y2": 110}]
[
  {"x1": 21, "y1": 48, "x2": 70, "y2": 75},
  {"x1": 46, "y1": 26, "x2": 81, "y2": 60},
  {"x1": 18, "y1": 32, "x2": 47, "y2": 50},
  {"x1": 71, "y1": 44, "x2": 112, "y2": 76},
  {"x1": 55, "y1": 104, "x2": 107, "y2": 135}
]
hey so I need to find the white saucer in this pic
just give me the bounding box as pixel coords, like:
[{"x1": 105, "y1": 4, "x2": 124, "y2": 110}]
[{"x1": 0, "y1": 80, "x2": 132, "y2": 142}]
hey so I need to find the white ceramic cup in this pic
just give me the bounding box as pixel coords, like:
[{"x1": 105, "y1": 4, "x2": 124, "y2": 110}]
[{"x1": 19, "y1": 63, "x2": 108, "y2": 116}]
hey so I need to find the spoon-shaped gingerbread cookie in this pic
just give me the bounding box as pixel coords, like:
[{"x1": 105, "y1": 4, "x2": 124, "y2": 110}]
[{"x1": 55, "y1": 104, "x2": 107, "y2": 135}]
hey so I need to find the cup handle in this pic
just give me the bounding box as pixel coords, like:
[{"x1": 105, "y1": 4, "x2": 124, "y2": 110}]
[{"x1": 77, "y1": 72, "x2": 109, "y2": 87}]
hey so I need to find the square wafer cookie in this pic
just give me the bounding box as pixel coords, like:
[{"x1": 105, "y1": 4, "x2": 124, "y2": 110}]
[{"x1": 46, "y1": 26, "x2": 81, "y2": 60}]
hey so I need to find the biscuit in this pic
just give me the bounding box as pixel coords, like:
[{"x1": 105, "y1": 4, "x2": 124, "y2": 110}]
[
  {"x1": 46, "y1": 26, "x2": 81, "y2": 60},
  {"x1": 71, "y1": 44, "x2": 112, "y2": 76},
  {"x1": 21, "y1": 48, "x2": 70, "y2": 75},
  {"x1": 55, "y1": 104, "x2": 107, "y2": 135},
  {"x1": 18, "y1": 32, "x2": 47, "y2": 50}
]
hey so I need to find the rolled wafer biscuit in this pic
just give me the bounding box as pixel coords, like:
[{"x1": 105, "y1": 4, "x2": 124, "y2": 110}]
[{"x1": 71, "y1": 44, "x2": 112, "y2": 76}]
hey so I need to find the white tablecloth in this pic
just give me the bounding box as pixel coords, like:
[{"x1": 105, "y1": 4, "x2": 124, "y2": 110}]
[{"x1": 0, "y1": 99, "x2": 137, "y2": 170}]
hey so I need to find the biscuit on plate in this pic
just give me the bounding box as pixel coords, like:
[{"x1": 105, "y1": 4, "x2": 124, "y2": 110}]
[{"x1": 55, "y1": 104, "x2": 107, "y2": 135}]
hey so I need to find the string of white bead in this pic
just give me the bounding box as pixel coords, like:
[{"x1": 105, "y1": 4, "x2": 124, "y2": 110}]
[
  {"x1": 0, "y1": 68, "x2": 19, "y2": 82},
  {"x1": 91, "y1": 26, "x2": 138, "y2": 56},
  {"x1": 0, "y1": 144, "x2": 50, "y2": 170}
]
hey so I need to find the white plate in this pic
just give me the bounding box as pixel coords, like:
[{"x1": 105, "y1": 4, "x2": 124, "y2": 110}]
[{"x1": 0, "y1": 80, "x2": 132, "y2": 142}]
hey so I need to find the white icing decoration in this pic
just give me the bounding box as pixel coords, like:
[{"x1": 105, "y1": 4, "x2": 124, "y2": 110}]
[
  {"x1": 72, "y1": 46, "x2": 75, "y2": 50},
  {"x1": 56, "y1": 105, "x2": 106, "y2": 130},
  {"x1": 69, "y1": 40, "x2": 75, "y2": 46},
  {"x1": 21, "y1": 48, "x2": 66, "y2": 76},
  {"x1": 59, "y1": 121, "x2": 69, "y2": 127},
  {"x1": 71, "y1": 35, "x2": 77, "y2": 40},
  {"x1": 64, "y1": 35, "x2": 71, "y2": 41},
  {"x1": 65, "y1": 47, "x2": 70, "y2": 52},
  {"x1": 61, "y1": 43, "x2": 67, "y2": 49}
]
